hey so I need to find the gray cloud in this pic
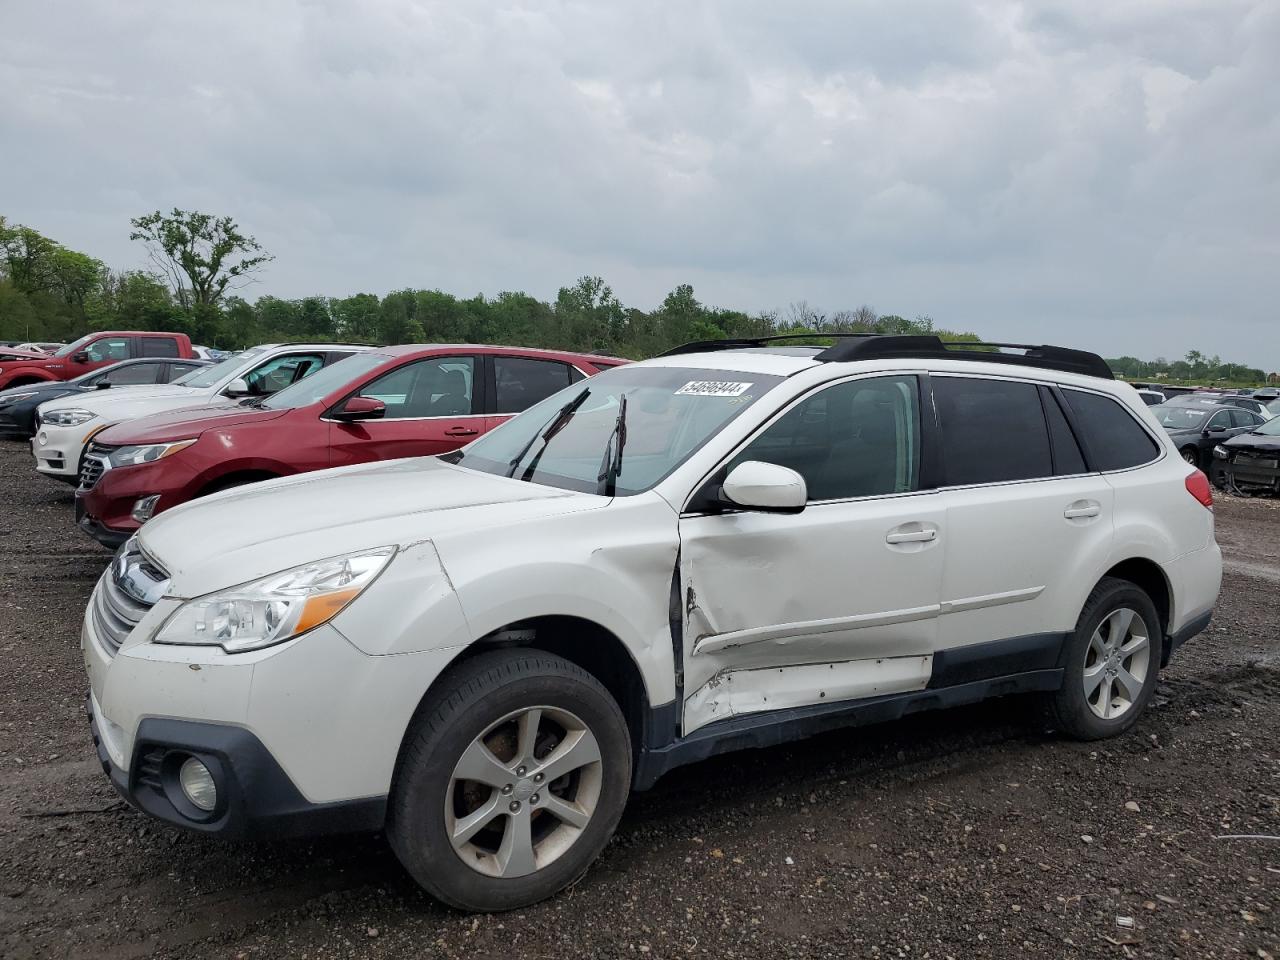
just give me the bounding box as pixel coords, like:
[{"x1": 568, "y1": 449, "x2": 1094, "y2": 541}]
[{"x1": 2, "y1": 0, "x2": 1276, "y2": 368}]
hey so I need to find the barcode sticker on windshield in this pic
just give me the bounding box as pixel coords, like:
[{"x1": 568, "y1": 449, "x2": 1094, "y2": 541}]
[{"x1": 675, "y1": 380, "x2": 754, "y2": 397}]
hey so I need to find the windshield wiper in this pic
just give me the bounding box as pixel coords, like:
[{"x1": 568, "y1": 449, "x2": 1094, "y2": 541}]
[
  {"x1": 596, "y1": 393, "x2": 628, "y2": 496},
  {"x1": 506, "y1": 388, "x2": 591, "y2": 480}
]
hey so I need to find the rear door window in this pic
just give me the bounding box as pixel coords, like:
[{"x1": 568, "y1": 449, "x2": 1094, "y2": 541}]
[
  {"x1": 934, "y1": 377, "x2": 1052, "y2": 485},
  {"x1": 165, "y1": 362, "x2": 204, "y2": 381},
  {"x1": 1062, "y1": 389, "x2": 1161, "y2": 471},
  {"x1": 138, "y1": 336, "x2": 180, "y2": 358},
  {"x1": 494, "y1": 357, "x2": 575, "y2": 413}
]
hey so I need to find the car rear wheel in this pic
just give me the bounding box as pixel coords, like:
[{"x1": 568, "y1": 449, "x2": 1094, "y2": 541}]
[
  {"x1": 1045, "y1": 577, "x2": 1160, "y2": 740},
  {"x1": 387, "y1": 649, "x2": 631, "y2": 911}
]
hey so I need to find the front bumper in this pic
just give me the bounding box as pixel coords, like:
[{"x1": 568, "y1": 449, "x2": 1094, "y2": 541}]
[
  {"x1": 75, "y1": 494, "x2": 133, "y2": 548},
  {"x1": 86, "y1": 693, "x2": 386, "y2": 838},
  {"x1": 33, "y1": 422, "x2": 102, "y2": 479},
  {"x1": 81, "y1": 576, "x2": 459, "y2": 838}
]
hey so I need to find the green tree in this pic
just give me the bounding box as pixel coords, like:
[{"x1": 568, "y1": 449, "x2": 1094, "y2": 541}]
[{"x1": 130, "y1": 209, "x2": 273, "y2": 309}]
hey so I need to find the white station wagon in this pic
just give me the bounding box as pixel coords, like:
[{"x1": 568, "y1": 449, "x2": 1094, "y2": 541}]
[{"x1": 82, "y1": 335, "x2": 1221, "y2": 911}]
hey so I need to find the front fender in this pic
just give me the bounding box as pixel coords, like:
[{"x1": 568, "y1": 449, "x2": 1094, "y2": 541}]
[{"x1": 434, "y1": 497, "x2": 682, "y2": 707}]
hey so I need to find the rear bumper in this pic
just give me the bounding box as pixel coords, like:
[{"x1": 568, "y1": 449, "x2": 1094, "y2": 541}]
[{"x1": 86, "y1": 694, "x2": 386, "y2": 839}]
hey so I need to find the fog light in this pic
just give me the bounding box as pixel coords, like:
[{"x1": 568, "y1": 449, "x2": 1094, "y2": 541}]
[
  {"x1": 131, "y1": 495, "x2": 161, "y2": 523},
  {"x1": 179, "y1": 757, "x2": 217, "y2": 811}
]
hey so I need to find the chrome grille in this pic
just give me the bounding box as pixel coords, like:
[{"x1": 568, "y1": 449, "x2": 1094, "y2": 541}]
[
  {"x1": 90, "y1": 540, "x2": 169, "y2": 656},
  {"x1": 79, "y1": 443, "x2": 113, "y2": 491}
]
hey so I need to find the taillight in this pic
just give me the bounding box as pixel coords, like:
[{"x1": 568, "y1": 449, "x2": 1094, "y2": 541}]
[{"x1": 1185, "y1": 469, "x2": 1213, "y2": 509}]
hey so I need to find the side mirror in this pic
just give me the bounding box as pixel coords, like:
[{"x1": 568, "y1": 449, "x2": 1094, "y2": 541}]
[
  {"x1": 720, "y1": 461, "x2": 807, "y2": 513},
  {"x1": 1206, "y1": 424, "x2": 1227, "y2": 435},
  {"x1": 331, "y1": 396, "x2": 386, "y2": 422},
  {"x1": 223, "y1": 377, "x2": 250, "y2": 396},
  {"x1": 72, "y1": 352, "x2": 90, "y2": 363}
]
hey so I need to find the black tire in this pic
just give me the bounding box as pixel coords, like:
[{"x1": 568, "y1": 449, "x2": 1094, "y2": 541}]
[
  {"x1": 1180, "y1": 446, "x2": 1200, "y2": 467},
  {"x1": 387, "y1": 649, "x2": 632, "y2": 912},
  {"x1": 1045, "y1": 577, "x2": 1161, "y2": 740}
]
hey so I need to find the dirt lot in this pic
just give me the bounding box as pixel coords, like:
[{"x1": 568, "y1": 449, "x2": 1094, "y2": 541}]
[{"x1": 0, "y1": 441, "x2": 1277, "y2": 959}]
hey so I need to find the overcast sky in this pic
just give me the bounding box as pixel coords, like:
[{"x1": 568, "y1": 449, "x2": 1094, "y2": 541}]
[{"x1": 3, "y1": 1, "x2": 1277, "y2": 368}]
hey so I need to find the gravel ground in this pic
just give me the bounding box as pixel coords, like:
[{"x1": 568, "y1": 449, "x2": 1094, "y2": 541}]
[{"x1": 0, "y1": 439, "x2": 1277, "y2": 959}]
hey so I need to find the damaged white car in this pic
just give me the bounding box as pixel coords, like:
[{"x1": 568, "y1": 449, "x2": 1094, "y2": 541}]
[{"x1": 82, "y1": 335, "x2": 1221, "y2": 910}]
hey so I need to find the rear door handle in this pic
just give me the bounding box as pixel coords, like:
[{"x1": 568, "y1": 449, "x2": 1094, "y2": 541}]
[
  {"x1": 886, "y1": 527, "x2": 938, "y2": 544},
  {"x1": 444, "y1": 426, "x2": 479, "y2": 437},
  {"x1": 1064, "y1": 501, "x2": 1101, "y2": 520}
]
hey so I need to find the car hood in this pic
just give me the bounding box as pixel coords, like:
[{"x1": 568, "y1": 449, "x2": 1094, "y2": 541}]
[
  {"x1": 95, "y1": 404, "x2": 290, "y2": 445},
  {"x1": 39, "y1": 383, "x2": 212, "y2": 419},
  {"x1": 0, "y1": 349, "x2": 54, "y2": 364},
  {"x1": 0, "y1": 382, "x2": 75, "y2": 401},
  {"x1": 1224, "y1": 432, "x2": 1280, "y2": 451},
  {"x1": 139, "y1": 456, "x2": 605, "y2": 597}
]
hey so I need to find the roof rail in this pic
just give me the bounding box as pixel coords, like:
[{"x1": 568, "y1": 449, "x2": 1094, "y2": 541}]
[
  {"x1": 658, "y1": 333, "x2": 1113, "y2": 380},
  {"x1": 657, "y1": 333, "x2": 877, "y2": 357}
]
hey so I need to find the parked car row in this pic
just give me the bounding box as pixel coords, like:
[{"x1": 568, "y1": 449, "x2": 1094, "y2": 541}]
[
  {"x1": 1, "y1": 331, "x2": 625, "y2": 545},
  {"x1": 55, "y1": 331, "x2": 1221, "y2": 910}
]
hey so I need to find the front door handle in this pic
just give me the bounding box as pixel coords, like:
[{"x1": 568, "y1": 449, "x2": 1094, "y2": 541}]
[
  {"x1": 444, "y1": 426, "x2": 480, "y2": 437},
  {"x1": 886, "y1": 526, "x2": 938, "y2": 545},
  {"x1": 1064, "y1": 501, "x2": 1101, "y2": 520}
]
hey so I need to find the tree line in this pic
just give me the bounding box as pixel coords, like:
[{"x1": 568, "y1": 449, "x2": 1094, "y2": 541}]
[
  {"x1": 0, "y1": 211, "x2": 981, "y2": 358},
  {"x1": 4, "y1": 209, "x2": 1270, "y2": 385},
  {"x1": 1107, "y1": 351, "x2": 1274, "y2": 387}
]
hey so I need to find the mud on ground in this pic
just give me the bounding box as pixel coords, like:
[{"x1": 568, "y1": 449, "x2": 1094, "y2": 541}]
[{"x1": 0, "y1": 440, "x2": 1276, "y2": 959}]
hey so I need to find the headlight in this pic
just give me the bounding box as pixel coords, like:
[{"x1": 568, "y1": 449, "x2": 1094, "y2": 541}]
[
  {"x1": 41, "y1": 408, "x2": 96, "y2": 427},
  {"x1": 0, "y1": 392, "x2": 36, "y2": 406},
  {"x1": 154, "y1": 546, "x2": 396, "y2": 652},
  {"x1": 106, "y1": 439, "x2": 197, "y2": 468},
  {"x1": 1213, "y1": 444, "x2": 1230, "y2": 460}
]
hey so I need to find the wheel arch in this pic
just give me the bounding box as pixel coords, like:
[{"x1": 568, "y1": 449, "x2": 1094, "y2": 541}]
[
  {"x1": 395, "y1": 615, "x2": 656, "y2": 781},
  {"x1": 1097, "y1": 557, "x2": 1173, "y2": 661},
  {"x1": 196, "y1": 466, "x2": 284, "y2": 498}
]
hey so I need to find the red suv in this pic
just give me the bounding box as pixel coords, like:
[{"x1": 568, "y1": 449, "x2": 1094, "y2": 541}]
[
  {"x1": 0, "y1": 331, "x2": 195, "y2": 390},
  {"x1": 75, "y1": 344, "x2": 624, "y2": 545}
]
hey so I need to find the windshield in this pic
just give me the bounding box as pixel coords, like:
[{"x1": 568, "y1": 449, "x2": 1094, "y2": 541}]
[
  {"x1": 1266, "y1": 397, "x2": 1280, "y2": 414},
  {"x1": 1252, "y1": 416, "x2": 1280, "y2": 436},
  {"x1": 172, "y1": 348, "x2": 260, "y2": 388},
  {"x1": 262, "y1": 352, "x2": 389, "y2": 410},
  {"x1": 1150, "y1": 404, "x2": 1211, "y2": 429},
  {"x1": 54, "y1": 334, "x2": 94, "y2": 357},
  {"x1": 450, "y1": 366, "x2": 785, "y2": 495}
]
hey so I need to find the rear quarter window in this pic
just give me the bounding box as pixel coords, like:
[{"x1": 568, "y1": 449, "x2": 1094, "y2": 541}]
[{"x1": 1062, "y1": 389, "x2": 1161, "y2": 471}]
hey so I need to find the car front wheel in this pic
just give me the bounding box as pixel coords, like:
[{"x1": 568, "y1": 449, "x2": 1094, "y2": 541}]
[
  {"x1": 387, "y1": 649, "x2": 632, "y2": 911},
  {"x1": 1181, "y1": 447, "x2": 1200, "y2": 467}
]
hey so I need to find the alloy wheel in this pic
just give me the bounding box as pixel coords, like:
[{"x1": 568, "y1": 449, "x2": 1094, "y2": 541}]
[
  {"x1": 446, "y1": 706, "x2": 602, "y2": 879},
  {"x1": 1082, "y1": 607, "x2": 1151, "y2": 720}
]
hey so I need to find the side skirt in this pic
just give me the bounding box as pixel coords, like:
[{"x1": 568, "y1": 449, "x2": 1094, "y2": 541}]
[{"x1": 632, "y1": 668, "x2": 1063, "y2": 791}]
